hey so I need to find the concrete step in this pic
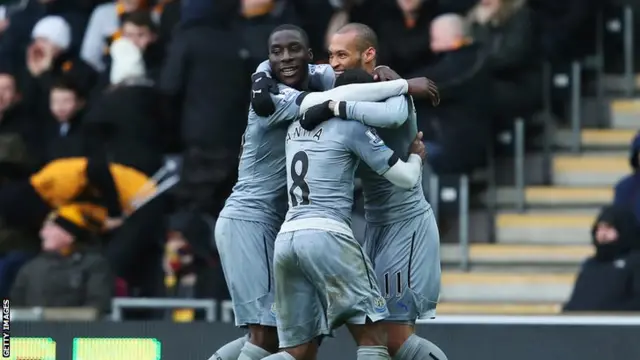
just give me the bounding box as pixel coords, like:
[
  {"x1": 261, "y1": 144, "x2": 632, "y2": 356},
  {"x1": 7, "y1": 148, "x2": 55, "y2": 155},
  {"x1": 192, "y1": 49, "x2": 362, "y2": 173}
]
[
  {"x1": 494, "y1": 186, "x2": 613, "y2": 207},
  {"x1": 555, "y1": 129, "x2": 637, "y2": 149},
  {"x1": 496, "y1": 211, "x2": 597, "y2": 244},
  {"x1": 553, "y1": 153, "x2": 629, "y2": 186},
  {"x1": 437, "y1": 302, "x2": 561, "y2": 315},
  {"x1": 441, "y1": 272, "x2": 575, "y2": 303},
  {"x1": 440, "y1": 244, "x2": 592, "y2": 266},
  {"x1": 610, "y1": 99, "x2": 640, "y2": 129}
]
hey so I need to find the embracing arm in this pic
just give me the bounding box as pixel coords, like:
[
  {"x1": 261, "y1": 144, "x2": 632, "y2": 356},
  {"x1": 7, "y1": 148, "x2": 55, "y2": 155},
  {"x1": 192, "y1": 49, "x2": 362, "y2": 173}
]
[
  {"x1": 383, "y1": 154, "x2": 422, "y2": 189},
  {"x1": 299, "y1": 79, "x2": 409, "y2": 113},
  {"x1": 333, "y1": 95, "x2": 409, "y2": 128},
  {"x1": 346, "y1": 123, "x2": 422, "y2": 190}
]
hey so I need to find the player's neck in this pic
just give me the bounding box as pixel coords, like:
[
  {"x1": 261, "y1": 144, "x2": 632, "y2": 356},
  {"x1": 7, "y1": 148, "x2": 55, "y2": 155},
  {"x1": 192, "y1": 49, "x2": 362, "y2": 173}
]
[
  {"x1": 297, "y1": 76, "x2": 311, "y2": 91},
  {"x1": 364, "y1": 64, "x2": 375, "y2": 75}
]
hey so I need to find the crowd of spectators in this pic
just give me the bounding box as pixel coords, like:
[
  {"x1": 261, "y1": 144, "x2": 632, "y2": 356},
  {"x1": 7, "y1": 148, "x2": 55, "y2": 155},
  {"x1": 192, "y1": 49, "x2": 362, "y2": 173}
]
[{"x1": 0, "y1": 0, "x2": 616, "y2": 318}]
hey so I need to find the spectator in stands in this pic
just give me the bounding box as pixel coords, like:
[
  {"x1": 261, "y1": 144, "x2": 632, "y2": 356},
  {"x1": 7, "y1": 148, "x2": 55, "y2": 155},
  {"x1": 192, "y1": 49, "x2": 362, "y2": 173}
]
[
  {"x1": 85, "y1": 37, "x2": 164, "y2": 175},
  {"x1": 613, "y1": 131, "x2": 640, "y2": 224},
  {"x1": 120, "y1": 11, "x2": 162, "y2": 80},
  {"x1": 467, "y1": 0, "x2": 540, "y2": 120},
  {"x1": 95, "y1": 10, "x2": 163, "y2": 90},
  {"x1": 373, "y1": 0, "x2": 441, "y2": 77},
  {"x1": 163, "y1": 213, "x2": 229, "y2": 321},
  {"x1": 22, "y1": 16, "x2": 96, "y2": 122},
  {"x1": 45, "y1": 76, "x2": 87, "y2": 161},
  {"x1": 83, "y1": 38, "x2": 168, "y2": 313},
  {"x1": 0, "y1": 70, "x2": 38, "y2": 155},
  {"x1": 80, "y1": 0, "x2": 148, "y2": 71},
  {"x1": 414, "y1": 13, "x2": 493, "y2": 174},
  {"x1": 0, "y1": 0, "x2": 93, "y2": 74},
  {"x1": 10, "y1": 204, "x2": 113, "y2": 315},
  {"x1": 0, "y1": 135, "x2": 40, "y2": 298},
  {"x1": 160, "y1": 0, "x2": 249, "y2": 216},
  {"x1": 564, "y1": 205, "x2": 640, "y2": 312}
]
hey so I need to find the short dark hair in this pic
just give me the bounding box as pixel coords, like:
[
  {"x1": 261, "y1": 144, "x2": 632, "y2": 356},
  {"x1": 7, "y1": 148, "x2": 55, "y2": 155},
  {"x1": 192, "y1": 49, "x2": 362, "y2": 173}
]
[
  {"x1": 334, "y1": 68, "x2": 374, "y2": 87},
  {"x1": 269, "y1": 24, "x2": 310, "y2": 48},
  {"x1": 122, "y1": 10, "x2": 157, "y2": 33},
  {"x1": 336, "y1": 23, "x2": 378, "y2": 52},
  {"x1": 51, "y1": 76, "x2": 83, "y2": 99}
]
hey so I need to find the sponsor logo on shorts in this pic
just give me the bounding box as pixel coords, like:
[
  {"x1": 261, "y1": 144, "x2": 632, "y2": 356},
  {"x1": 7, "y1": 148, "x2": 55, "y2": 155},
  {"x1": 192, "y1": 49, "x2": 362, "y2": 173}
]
[
  {"x1": 270, "y1": 303, "x2": 277, "y2": 317},
  {"x1": 397, "y1": 301, "x2": 409, "y2": 312},
  {"x1": 373, "y1": 296, "x2": 387, "y2": 313}
]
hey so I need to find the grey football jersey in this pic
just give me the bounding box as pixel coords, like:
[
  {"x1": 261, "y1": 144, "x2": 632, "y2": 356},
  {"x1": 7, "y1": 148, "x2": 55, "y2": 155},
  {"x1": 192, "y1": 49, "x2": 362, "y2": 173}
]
[
  {"x1": 221, "y1": 65, "x2": 335, "y2": 226},
  {"x1": 284, "y1": 119, "x2": 396, "y2": 227},
  {"x1": 355, "y1": 96, "x2": 431, "y2": 225}
]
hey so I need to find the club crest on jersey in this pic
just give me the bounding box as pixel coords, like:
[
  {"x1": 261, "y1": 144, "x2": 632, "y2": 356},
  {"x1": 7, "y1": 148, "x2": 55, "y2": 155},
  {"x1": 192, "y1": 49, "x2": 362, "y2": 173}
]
[
  {"x1": 373, "y1": 296, "x2": 387, "y2": 313},
  {"x1": 270, "y1": 303, "x2": 277, "y2": 317},
  {"x1": 309, "y1": 64, "x2": 328, "y2": 76},
  {"x1": 365, "y1": 128, "x2": 385, "y2": 147},
  {"x1": 278, "y1": 86, "x2": 297, "y2": 99}
]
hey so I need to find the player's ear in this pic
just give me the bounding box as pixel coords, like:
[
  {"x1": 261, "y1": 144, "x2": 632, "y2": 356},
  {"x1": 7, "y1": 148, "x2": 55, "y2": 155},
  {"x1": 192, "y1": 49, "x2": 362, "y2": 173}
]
[
  {"x1": 363, "y1": 47, "x2": 376, "y2": 64},
  {"x1": 307, "y1": 48, "x2": 314, "y2": 62}
]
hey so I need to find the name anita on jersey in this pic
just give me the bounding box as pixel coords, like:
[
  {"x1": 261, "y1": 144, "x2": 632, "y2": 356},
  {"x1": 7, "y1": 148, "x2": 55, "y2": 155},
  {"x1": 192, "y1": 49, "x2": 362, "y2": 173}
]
[{"x1": 286, "y1": 124, "x2": 323, "y2": 143}]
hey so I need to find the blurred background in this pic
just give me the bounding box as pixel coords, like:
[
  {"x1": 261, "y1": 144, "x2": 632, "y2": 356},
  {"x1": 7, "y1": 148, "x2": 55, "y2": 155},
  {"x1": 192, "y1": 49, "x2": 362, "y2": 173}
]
[{"x1": 1, "y1": 0, "x2": 640, "y2": 358}]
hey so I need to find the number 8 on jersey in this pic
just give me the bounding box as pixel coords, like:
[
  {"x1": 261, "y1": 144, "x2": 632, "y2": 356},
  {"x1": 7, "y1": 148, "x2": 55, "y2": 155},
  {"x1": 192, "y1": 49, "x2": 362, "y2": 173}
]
[{"x1": 289, "y1": 150, "x2": 310, "y2": 207}]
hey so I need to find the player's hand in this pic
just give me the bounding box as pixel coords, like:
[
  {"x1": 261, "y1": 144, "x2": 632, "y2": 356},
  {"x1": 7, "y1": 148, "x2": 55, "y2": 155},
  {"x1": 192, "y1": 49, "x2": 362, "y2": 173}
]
[
  {"x1": 372, "y1": 65, "x2": 401, "y2": 81},
  {"x1": 409, "y1": 131, "x2": 426, "y2": 162},
  {"x1": 406, "y1": 77, "x2": 440, "y2": 107},
  {"x1": 251, "y1": 71, "x2": 280, "y2": 117},
  {"x1": 300, "y1": 100, "x2": 334, "y2": 130}
]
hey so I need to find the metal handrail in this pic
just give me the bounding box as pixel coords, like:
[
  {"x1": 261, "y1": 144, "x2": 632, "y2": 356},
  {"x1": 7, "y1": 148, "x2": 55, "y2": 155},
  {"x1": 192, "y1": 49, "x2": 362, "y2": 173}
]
[{"x1": 111, "y1": 298, "x2": 216, "y2": 322}]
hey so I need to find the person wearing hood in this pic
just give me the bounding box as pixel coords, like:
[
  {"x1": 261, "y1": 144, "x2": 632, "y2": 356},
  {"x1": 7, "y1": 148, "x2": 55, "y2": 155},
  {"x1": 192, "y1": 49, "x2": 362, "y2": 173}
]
[
  {"x1": 563, "y1": 205, "x2": 640, "y2": 312},
  {"x1": 159, "y1": 0, "x2": 250, "y2": 216},
  {"x1": 613, "y1": 131, "x2": 640, "y2": 224},
  {"x1": 22, "y1": 16, "x2": 97, "y2": 123}
]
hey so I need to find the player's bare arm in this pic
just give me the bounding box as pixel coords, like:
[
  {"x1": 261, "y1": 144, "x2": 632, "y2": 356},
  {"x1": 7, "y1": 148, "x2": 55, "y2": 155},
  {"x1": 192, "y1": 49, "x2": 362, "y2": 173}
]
[{"x1": 373, "y1": 65, "x2": 440, "y2": 106}]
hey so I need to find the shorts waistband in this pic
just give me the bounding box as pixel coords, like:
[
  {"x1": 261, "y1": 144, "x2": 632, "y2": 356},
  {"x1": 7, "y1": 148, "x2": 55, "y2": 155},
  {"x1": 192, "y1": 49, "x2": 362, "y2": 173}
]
[{"x1": 279, "y1": 217, "x2": 353, "y2": 238}]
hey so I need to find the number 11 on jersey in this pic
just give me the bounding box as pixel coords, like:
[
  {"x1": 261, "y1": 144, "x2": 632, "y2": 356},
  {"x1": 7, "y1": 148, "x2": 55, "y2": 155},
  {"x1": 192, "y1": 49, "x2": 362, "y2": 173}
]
[{"x1": 289, "y1": 150, "x2": 310, "y2": 207}]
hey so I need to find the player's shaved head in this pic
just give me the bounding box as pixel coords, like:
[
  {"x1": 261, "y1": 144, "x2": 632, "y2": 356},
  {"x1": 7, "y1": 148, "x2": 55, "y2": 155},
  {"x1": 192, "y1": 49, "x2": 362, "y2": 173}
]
[
  {"x1": 329, "y1": 23, "x2": 378, "y2": 75},
  {"x1": 335, "y1": 23, "x2": 378, "y2": 52}
]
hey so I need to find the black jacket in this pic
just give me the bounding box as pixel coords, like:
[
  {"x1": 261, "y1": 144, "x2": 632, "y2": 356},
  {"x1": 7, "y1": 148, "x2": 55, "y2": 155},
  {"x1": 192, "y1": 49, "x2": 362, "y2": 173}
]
[
  {"x1": 44, "y1": 110, "x2": 87, "y2": 163},
  {"x1": 564, "y1": 206, "x2": 640, "y2": 312},
  {"x1": 158, "y1": 23, "x2": 250, "y2": 153},
  {"x1": 409, "y1": 43, "x2": 493, "y2": 174},
  {"x1": 84, "y1": 78, "x2": 165, "y2": 175},
  {"x1": 0, "y1": 104, "x2": 40, "y2": 160},
  {"x1": 10, "y1": 248, "x2": 113, "y2": 314}
]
